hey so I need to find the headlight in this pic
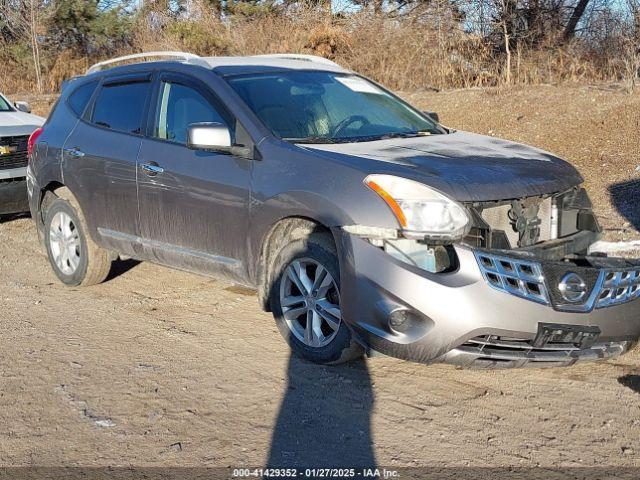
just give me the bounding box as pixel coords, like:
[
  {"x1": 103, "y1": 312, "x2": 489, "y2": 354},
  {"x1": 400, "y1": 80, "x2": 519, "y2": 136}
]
[{"x1": 365, "y1": 174, "x2": 470, "y2": 240}]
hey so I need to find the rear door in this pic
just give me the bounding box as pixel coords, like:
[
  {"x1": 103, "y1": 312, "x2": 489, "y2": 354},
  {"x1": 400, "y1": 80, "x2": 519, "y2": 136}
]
[
  {"x1": 136, "y1": 72, "x2": 251, "y2": 281},
  {"x1": 62, "y1": 73, "x2": 152, "y2": 254}
]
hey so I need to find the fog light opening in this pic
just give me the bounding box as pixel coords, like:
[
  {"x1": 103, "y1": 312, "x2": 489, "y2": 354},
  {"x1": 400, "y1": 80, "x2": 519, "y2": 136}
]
[{"x1": 388, "y1": 309, "x2": 415, "y2": 335}]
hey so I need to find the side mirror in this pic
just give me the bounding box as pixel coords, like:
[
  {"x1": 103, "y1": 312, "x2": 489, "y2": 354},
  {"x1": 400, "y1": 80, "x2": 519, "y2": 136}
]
[
  {"x1": 14, "y1": 101, "x2": 32, "y2": 114},
  {"x1": 423, "y1": 111, "x2": 439, "y2": 123},
  {"x1": 187, "y1": 122, "x2": 231, "y2": 152}
]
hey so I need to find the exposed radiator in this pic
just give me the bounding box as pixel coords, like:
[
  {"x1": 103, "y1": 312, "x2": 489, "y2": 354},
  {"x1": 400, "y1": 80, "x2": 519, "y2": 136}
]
[{"x1": 481, "y1": 197, "x2": 552, "y2": 248}]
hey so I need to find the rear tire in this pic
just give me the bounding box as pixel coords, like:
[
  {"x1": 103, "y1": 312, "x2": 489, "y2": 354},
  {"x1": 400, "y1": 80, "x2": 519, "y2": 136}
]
[
  {"x1": 44, "y1": 196, "x2": 112, "y2": 286},
  {"x1": 269, "y1": 233, "x2": 363, "y2": 364}
]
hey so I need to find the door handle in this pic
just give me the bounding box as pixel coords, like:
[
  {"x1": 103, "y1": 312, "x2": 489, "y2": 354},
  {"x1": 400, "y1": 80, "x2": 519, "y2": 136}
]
[
  {"x1": 140, "y1": 162, "x2": 164, "y2": 176},
  {"x1": 64, "y1": 147, "x2": 85, "y2": 158}
]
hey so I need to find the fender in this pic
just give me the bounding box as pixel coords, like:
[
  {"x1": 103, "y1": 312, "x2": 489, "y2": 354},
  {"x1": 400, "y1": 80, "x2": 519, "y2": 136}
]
[{"x1": 249, "y1": 190, "x2": 354, "y2": 283}]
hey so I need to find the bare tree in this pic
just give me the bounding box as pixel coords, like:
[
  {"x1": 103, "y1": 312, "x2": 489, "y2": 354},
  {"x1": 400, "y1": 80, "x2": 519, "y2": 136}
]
[
  {"x1": 623, "y1": 0, "x2": 640, "y2": 90},
  {"x1": 486, "y1": 0, "x2": 519, "y2": 84},
  {"x1": 0, "y1": 0, "x2": 51, "y2": 92},
  {"x1": 564, "y1": 0, "x2": 591, "y2": 40}
]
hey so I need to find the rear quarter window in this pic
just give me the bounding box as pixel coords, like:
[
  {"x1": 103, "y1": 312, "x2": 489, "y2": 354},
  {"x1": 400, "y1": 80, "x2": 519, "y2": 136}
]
[
  {"x1": 68, "y1": 81, "x2": 98, "y2": 117},
  {"x1": 91, "y1": 81, "x2": 150, "y2": 135}
]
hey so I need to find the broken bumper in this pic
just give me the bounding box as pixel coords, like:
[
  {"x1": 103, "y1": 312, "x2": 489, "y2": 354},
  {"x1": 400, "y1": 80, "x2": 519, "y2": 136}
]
[{"x1": 338, "y1": 233, "x2": 640, "y2": 368}]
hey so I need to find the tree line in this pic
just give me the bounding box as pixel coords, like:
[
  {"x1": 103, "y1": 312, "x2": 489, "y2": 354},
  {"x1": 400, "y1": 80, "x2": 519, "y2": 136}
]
[{"x1": 0, "y1": 0, "x2": 638, "y2": 93}]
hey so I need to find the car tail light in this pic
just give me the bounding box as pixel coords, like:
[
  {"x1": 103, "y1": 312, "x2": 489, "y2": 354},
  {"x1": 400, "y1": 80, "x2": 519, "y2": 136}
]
[{"x1": 28, "y1": 127, "x2": 44, "y2": 158}]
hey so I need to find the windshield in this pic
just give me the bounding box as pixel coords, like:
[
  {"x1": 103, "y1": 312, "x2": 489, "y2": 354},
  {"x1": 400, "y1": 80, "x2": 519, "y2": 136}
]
[
  {"x1": 0, "y1": 94, "x2": 13, "y2": 112},
  {"x1": 226, "y1": 71, "x2": 442, "y2": 143}
]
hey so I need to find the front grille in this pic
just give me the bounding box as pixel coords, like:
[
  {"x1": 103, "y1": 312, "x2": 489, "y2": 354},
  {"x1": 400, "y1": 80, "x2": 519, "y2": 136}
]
[
  {"x1": 597, "y1": 269, "x2": 640, "y2": 308},
  {"x1": 447, "y1": 334, "x2": 627, "y2": 369},
  {"x1": 0, "y1": 135, "x2": 29, "y2": 170},
  {"x1": 475, "y1": 251, "x2": 640, "y2": 311},
  {"x1": 475, "y1": 251, "x2": 549, "y2": 304}
]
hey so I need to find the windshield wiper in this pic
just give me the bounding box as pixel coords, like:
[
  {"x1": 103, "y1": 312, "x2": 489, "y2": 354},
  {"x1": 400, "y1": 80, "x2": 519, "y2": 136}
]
[
  {"x1": 382, "y1": 131, "x2": 433, "y2": 139},
  {"x1": 343, "y1": 131, "x2": 432, "y2": 143},
  {"x1": 284, "y1": 136, "x2": 336, "y2": 144},
  {"x1": 286, "y1": 130, "x2": 435, "y2": 144}
]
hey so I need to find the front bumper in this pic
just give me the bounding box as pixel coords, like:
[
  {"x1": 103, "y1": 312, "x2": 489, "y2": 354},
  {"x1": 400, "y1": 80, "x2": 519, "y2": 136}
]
[
  {"x1": 442, "y1": 333, "x2": 627, "y2": 369},
  {"x1": 0, "y1": 174, "x2": 29, "y2": 215},
  {"x1": 338, "y1": 233, "x2": 640, "y2": 368}
]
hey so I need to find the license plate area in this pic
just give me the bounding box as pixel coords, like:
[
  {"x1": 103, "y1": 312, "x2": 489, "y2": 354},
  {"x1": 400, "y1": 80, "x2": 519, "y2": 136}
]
[{"x1": 533, "y1": 323, "x2": 601, "y2": 349}]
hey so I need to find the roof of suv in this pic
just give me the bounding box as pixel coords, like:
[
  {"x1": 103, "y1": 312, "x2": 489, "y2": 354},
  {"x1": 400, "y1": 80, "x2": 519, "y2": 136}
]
[
  {"x1": 84, "y1": 52, "x2": 350, "y2": 79},
  {"x1": 203, "y1": 55, "x2": 349, "y2": 76}
]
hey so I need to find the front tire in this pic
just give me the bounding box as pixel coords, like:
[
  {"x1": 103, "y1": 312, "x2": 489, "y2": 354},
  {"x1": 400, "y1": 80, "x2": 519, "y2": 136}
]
[
  {"x1": 269, "y1": 233, "x2": 363, "y2": 364},
  {"x1": 44, "y1": 196, "x2": 112, "y2": 286}
]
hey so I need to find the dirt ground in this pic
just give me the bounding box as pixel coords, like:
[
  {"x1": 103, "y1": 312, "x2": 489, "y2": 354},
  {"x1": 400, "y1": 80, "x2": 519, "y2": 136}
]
[{"x1": 1, "y1": 86, "x2": 640, "y2": 473}]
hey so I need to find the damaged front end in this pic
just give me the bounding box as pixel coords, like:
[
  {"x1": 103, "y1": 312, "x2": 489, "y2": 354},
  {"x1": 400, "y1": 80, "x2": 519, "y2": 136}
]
[
  {"x1": 347, "y1": 184, "x2": 604, "y2": 276},
  {"x1": 466, "y1": 186, "x2": 600, "y2": 259},
  {"x1": 340, "y1": 182, "x2": 640, "y2": 368}
]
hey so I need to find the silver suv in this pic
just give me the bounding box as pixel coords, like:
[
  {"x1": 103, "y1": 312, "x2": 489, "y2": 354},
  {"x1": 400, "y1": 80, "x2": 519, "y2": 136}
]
[
  {"x1": 27, "y1": 52, "x2": 640, "y2": 368},
  {"x1": 0, "y1": 92, "x2": 44, "y2": 215}
]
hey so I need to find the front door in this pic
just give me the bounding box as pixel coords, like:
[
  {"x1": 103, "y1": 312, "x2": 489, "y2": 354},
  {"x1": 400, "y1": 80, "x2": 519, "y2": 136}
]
[{"x1": 136, "y1": 73, "x2": 251, "y2": 281}]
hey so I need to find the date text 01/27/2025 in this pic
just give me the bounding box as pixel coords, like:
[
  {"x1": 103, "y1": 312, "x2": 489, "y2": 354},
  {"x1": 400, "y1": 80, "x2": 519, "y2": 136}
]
[{"x1": 232, "y1": 468, "x2": 400, "y2": 478}]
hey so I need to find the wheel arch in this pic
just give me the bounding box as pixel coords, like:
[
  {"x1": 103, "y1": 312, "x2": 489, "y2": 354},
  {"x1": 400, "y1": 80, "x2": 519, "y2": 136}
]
[
  {"x1": 32, "y1": 181, "x2": 65, "y2": 245},
  {"x1": 39, "y1": 182, "x2": 76, "y2": 221},
  {"x1": 36, "y1": 182, "x2": 99, "y2": 249},
  {"x1": 255, "y1": 215, "x2": 338, "y2": 312}
]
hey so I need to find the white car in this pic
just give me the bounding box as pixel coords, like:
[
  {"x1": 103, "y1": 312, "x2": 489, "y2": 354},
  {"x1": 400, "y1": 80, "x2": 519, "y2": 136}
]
[{"x1": 0, "y1": 92, "x2": 44, "y2": 215}]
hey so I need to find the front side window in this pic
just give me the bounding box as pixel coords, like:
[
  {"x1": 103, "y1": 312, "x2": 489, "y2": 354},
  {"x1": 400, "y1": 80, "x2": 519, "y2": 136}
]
[
  {"x1": 0, "y1": 94, "x2": 13, "y2": 112},
  {"x1": 92, "y1": 81, "x2": 150, "y2": 135},
  {"x1": 154, "y1": 81, "x2": 228, "y2": 144},
  {"x1": 226, "y1": 71, "x2": 442, "y2": 143}
]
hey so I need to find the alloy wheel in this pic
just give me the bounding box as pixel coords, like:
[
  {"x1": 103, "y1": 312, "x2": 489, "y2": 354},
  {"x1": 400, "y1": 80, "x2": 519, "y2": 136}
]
[
  {"x1": 279, "y1": 258, "x2": 342, "y2": 348},
  {"x1": 49, "y1": 211, "x2": 81, "y2": 275}
]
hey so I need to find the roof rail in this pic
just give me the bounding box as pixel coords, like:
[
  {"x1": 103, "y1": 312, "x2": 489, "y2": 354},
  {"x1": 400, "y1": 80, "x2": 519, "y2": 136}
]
[
  {"x1": 252, "y1": 54, "x2": 340, "y2": 68},
  {"x1": 87, "y1": 51, "x2": 209, "y2": 74}
]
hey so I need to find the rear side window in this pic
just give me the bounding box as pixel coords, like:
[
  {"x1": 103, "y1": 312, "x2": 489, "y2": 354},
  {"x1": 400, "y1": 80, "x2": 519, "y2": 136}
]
[
  {"x1": 92, "y1": 81, "x2": 150, "y2": 135},
  {"x1": 68, "y1": 81, "x2": 98, "y2": 117}
]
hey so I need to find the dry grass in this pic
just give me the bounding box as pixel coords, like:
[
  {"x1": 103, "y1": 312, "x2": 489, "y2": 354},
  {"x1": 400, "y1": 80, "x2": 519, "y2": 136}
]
[{"x1": 0, "y1": 9, "x2": 635, "y2": 94}]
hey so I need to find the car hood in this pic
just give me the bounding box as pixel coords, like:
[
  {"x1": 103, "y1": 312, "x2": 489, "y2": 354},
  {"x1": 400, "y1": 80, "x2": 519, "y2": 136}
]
[
  {"x1": 0, "y1": 111, "x2": 45, "y2": 136},
  {"x1": 300, "y1": 131, "x2": 583, "y2": 202}
]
